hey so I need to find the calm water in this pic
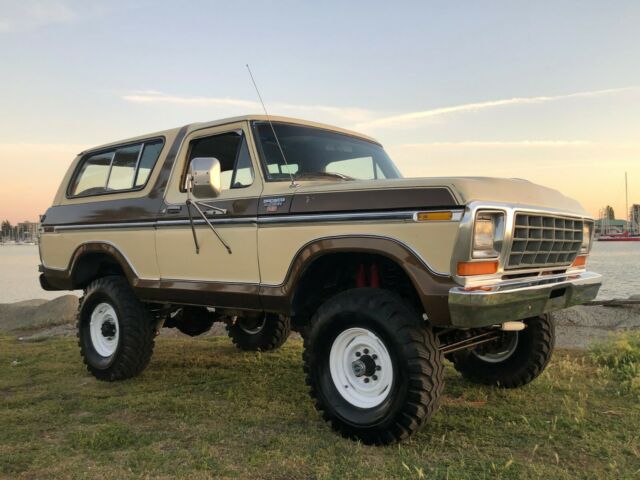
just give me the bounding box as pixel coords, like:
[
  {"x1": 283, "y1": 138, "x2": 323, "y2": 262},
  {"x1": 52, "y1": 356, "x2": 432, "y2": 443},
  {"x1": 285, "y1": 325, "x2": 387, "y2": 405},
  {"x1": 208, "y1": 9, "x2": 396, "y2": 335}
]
[{"x1": 0, "y1": 242, "x2": 638, "y2": 303}]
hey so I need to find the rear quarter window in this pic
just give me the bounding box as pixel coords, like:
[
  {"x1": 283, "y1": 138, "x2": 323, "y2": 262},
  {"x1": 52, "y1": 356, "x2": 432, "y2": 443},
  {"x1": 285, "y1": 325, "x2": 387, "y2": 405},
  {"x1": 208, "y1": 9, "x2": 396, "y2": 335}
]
[{"x1": 68, "y1": 138, "x2": 164, "y2": 197}]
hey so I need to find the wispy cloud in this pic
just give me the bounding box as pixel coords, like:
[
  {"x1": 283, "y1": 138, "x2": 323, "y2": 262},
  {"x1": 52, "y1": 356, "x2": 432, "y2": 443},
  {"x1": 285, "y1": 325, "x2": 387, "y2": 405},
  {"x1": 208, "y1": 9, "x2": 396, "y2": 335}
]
[
  {"x1": 0, "y1": 1, "x2": 111, "y2": 33},
  {"x1": 392, "y1": 140, "x2": 594, "y2": 148},
  {"x1": 0, "y1": 1, "x2": 77, "y2": 32},
  {"x1": 122, "y1": 86, "x2": 638, "y2": 133},
  {"x1": 355, "y1": 87, "x2": 636, "y2": 130},
  {"x1": 121, "y1": 91, "x2": 375, "y2": 124}
]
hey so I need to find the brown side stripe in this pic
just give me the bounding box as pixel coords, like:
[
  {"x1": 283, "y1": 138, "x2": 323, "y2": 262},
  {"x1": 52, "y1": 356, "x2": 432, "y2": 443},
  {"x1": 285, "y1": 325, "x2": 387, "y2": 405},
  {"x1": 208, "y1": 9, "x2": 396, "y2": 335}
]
[{"x1": 290, "y1": 187, "x2": 456, "y2": 214}]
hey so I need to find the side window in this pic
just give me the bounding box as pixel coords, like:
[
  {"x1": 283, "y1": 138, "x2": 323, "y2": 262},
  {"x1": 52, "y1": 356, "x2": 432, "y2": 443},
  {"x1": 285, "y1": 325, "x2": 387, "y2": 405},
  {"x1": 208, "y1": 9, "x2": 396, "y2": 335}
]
[
  {"x1": 185, "y1": 132, "x2": 254, "y2": 192},
  {"x1": 325, "y1": 156, "x2": 383, "y2": 180},
  {"x1": 69, "y1": 139, "x2": 164, "y2": 197},
  {"x1": 69, "y1": 152, "x2": 112, "y2": 196},
  {"x1": 134, "y1": 140, "x2": 163, "y2": 187},
  {"x1": 107, "y1": 145, "x2": 140, "y2": 191}
]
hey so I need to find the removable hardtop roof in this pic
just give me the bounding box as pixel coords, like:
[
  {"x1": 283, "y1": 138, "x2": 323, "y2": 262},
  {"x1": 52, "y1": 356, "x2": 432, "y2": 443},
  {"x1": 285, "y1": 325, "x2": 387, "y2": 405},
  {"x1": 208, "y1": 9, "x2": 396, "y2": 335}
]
[{"x1": 80, "y1": 115, "x2": 381, "y2": 156}]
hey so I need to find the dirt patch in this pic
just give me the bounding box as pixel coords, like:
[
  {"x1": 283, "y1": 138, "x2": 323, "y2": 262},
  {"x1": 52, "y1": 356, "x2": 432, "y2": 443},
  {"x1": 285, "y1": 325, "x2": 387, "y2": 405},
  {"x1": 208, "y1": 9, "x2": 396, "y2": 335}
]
[
  {"x1": 554, "y1": 304, "x2": 640, "y2": 349},
  {"x1": 0, "y1": 295, "x2": 78, "y2": 332}
]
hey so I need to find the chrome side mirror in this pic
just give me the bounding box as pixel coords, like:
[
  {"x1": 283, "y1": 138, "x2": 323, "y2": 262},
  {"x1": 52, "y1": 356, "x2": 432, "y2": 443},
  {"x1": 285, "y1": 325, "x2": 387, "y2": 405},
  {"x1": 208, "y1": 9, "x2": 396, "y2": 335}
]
[{"x1": 189, "y1": 157, "x2": 222, "y2": 198}]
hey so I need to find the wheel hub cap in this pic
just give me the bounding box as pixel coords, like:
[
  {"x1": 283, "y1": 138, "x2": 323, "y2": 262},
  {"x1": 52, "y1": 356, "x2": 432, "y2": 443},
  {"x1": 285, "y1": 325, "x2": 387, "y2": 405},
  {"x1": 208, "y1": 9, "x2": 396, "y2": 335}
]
[
  {"x1": 329, "y1": 327, "x2": 394, "y2": 409},
  {"x1": 237, "y1": 315, "x2": 266, "y2": 334},
  {"x1": 101, "y1": 321, "x2": 116, "y2": 339},
  {"x1": 351, "y1": 359, "x2": 366, "y2": 377},
  {"x1": 89, "y1": 302, "x2": 119, "y2": 357},
  {"x1": 473, "y1": 331, "x2": 519, "y2": 363}
]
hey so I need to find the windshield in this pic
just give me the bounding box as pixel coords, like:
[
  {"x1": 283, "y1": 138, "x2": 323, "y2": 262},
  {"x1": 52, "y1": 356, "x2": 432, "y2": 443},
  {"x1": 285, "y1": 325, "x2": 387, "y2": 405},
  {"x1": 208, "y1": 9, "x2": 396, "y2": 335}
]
[{"x1": 252, "y1": 122, "x2": 402, "y2": 181}]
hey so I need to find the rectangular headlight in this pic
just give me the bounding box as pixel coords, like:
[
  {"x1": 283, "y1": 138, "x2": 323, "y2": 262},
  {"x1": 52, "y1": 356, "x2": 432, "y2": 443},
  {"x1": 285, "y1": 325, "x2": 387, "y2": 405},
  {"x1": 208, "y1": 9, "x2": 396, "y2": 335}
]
[
  {"x1": 473, "y1": 211, "x2": 505, "y2": 259},
  {"x1": 581, "y1": 222, "x2": 593, "y2": 253}
]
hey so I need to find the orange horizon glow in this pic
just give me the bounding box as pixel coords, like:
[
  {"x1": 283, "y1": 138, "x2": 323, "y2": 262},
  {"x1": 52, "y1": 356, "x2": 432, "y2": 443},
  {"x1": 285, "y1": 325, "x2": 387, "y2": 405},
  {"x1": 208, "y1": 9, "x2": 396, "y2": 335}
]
[{"x1": 1, "y1": 139, "x2": 638, "y2": 224}]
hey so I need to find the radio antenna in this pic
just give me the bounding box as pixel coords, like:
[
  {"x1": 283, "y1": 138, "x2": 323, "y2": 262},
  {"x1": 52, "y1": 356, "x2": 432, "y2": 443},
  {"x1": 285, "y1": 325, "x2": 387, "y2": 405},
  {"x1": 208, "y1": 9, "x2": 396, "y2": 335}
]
[{"x1": 246, "y1": 64, "x2": 297, "y2": 188}]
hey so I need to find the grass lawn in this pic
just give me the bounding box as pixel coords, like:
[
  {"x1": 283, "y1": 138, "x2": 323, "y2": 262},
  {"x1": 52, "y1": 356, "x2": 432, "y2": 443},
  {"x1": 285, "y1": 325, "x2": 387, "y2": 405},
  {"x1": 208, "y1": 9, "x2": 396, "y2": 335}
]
[{"x1": 1, "y1": 334, "x2": 639, "y2": 479}]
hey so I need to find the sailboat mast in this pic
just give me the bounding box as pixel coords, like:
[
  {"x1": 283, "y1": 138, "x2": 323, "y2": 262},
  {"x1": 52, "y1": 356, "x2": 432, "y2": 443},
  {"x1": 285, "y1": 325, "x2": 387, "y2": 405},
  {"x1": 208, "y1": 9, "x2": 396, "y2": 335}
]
[{"x1": 625, "y1": 171, "x2": 629, "y2": 232}]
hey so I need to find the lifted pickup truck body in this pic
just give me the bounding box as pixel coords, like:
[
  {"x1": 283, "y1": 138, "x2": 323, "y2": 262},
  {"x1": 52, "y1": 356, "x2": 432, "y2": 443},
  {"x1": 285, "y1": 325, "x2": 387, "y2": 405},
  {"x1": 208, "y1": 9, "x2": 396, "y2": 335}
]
[{"x1": 39, "y1": 115, "x2": 601, "y2": 444}]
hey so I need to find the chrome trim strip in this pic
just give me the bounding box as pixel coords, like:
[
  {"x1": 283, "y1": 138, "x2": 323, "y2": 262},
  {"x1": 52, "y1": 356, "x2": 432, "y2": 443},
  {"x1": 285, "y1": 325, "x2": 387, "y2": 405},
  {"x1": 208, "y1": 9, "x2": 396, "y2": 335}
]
[
  {"x1": 54, "y1": 221, "x2": 156, "y2": 232},
  {"x1": 49, "y1": 208, "x2": 465, "y2": 231},
  {"x1": 259, "y1": 210, "x2": 423, "y2": 224},
  {"x1": 157, "y1": 217, "x2": 258, "y2": 227}
]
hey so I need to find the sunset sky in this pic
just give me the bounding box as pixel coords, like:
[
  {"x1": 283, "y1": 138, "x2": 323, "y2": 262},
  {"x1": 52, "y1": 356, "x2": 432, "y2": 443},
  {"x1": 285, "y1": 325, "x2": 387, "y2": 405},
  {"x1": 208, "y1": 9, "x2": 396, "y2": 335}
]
[{"x1": 1, "y1": 1, "x2": 639, "y2": 223}]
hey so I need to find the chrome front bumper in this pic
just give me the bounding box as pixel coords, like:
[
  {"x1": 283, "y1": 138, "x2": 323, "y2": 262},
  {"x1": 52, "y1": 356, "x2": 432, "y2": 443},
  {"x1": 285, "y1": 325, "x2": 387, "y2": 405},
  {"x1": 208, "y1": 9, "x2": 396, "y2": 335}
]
[{"x1": 448, "y1": 271, "x2": 602, "y2": 328}]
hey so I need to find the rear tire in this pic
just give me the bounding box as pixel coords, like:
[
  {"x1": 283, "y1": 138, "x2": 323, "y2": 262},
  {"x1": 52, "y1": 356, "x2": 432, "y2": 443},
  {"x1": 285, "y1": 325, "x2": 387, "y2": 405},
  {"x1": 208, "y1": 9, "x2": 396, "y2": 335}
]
[
  {"x1": 77, "y1": 276, "x2": 155, "y2": 382},
  {"x1": 303, "y1": 288, "x2": 444, "y2": 445},
  {"x1": 226, "y1": 313, "x2": 291, "y2": 351},
  {"x1": 450, "y1": 315, "x2": 555, "y2": 388}
]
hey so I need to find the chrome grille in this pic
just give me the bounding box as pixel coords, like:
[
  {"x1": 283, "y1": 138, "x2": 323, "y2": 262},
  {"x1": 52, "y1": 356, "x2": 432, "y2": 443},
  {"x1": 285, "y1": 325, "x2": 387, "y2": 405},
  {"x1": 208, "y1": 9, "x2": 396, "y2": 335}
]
[{"x1": 507, "y1": 214, "x2": 583, "y2": 269}]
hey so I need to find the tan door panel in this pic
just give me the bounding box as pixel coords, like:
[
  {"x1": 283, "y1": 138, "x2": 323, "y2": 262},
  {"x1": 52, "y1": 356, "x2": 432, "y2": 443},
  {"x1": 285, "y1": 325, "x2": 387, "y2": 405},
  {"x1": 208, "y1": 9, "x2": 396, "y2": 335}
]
[{"x1": 156, "y1": 122, "x2": 263, "y2": 283}]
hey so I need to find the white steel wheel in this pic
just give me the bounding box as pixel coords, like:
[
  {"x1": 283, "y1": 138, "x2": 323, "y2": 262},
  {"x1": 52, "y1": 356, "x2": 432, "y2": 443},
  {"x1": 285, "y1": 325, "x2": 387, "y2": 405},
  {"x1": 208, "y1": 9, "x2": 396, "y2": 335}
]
[
  {"x1": 473, "y1": 332, "x2": 519, "y2": 363},
  {"x1": 89, "y1": 302, "x2": 120, "y2": 357},
  {"x1": 329, "y1": 327, "x2": 394, "y2": 409},
  {"x1": 237, "y1": 315, "x2": 266, "y2": 334}
]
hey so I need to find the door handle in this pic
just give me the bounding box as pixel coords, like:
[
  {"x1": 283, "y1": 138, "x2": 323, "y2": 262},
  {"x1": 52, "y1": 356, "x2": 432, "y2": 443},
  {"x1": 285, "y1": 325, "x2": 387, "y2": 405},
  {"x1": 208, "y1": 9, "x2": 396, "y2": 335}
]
[
  {"x1": 205, "y1": 209, "x2": 227, "y2": 216},
  {"x1": 165, "y1": 205, "x2": 182, "y2": 214}
]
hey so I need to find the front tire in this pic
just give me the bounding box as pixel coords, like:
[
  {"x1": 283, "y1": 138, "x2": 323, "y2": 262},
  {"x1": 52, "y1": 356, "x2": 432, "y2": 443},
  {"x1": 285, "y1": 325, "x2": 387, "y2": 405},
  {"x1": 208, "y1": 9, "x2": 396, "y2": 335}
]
[
  {"x1": 450, "y1": 314, "x2": 555, "y2": 388},
  {"x1": 77, "y1": 276, "x2": 155, "y2": 382},
  {"x1": 303, "y1": 288, "x2": 444, "y2": 445},
  {"x1": 226, "y1": 313, "x2": 291, "y2": 351}
]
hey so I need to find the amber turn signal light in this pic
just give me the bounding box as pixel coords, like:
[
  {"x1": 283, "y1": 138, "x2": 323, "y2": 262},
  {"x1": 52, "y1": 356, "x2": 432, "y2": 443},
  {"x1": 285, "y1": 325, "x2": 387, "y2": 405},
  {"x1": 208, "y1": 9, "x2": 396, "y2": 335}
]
[
  {"x1": 415, "y1": 211, "x2": 453, "y2": 221},
  {"x1": 571, "y1": 255, "x2": 587, "y2": 268},
  {"x1": 457, "y1": 260, "x2": 499, "y2": 276}
]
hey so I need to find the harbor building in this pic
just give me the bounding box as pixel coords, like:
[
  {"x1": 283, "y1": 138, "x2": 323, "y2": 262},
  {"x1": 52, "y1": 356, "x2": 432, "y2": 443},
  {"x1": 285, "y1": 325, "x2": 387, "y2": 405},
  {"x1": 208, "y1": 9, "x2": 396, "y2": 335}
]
[
  {"x1": 594, "y1": 218, "x2": 628, "y2": 235},
  {"x1": 16, "y1": 221, "x2": 40, "y2": 243}
]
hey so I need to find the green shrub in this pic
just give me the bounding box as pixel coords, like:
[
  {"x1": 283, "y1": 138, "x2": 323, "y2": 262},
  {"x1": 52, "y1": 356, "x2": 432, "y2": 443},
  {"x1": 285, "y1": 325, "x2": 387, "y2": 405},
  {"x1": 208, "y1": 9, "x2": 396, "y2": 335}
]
[{"x1": 590, "y1": 331, "x2": 640, "y2": 396}]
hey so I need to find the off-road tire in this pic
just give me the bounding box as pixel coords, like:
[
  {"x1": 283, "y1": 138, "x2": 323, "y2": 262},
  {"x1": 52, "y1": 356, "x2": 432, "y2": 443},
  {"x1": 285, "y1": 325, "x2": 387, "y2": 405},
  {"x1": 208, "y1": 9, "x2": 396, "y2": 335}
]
[
  {"x1": 226, "y1": 313, "x2": 291, "y2": 351},
  {"x1": 303, "y1": 288, "x2": 444, "y2": 445},
  {"x1": 451, "y1": 314, "x2": 555, "y2": 388},
  {"x1": 77, "y1": 275, "x2": 155, "y2": 381}
]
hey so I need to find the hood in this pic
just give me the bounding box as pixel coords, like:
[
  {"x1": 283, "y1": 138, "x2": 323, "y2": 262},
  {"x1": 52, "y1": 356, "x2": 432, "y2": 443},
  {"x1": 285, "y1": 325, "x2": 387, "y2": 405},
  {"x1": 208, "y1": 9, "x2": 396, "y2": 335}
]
[{"x1": 290, "y1": 176, "x2": 589, "y2": 217}]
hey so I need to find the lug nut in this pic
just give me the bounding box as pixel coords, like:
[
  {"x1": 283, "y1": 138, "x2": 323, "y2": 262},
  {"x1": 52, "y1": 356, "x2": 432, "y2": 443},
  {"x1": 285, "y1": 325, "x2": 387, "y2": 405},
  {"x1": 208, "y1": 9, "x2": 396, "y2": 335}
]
[
  {"x1": 372, "y1": 375, "x2": 378, "y2": 381},
  {"x1": 372, "y1": 354, "x2": 377, "y2": 360},
  {"x1": 363, "y1": 348, "x2": 369, "y2": 354},
  {"x1": 364, "y1": 378, "x2": 370, "y2": 383},
  {"x1": 376, "y1": 365, "x2": 381, "y2": 371},
  {"x1": 355, "y1": 351, "x2": 361, "y2": 357}
]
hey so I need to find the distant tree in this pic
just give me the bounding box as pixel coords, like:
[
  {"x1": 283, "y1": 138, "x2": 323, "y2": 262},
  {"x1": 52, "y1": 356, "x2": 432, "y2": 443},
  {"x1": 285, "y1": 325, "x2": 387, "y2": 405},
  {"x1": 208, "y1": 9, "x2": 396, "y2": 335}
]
[
  {"x1": 1, "y1": 220, "x2": 12, "y2": 238},
  {"x1": 604, "y1": 205, "x2": 616, "y2": 220}
]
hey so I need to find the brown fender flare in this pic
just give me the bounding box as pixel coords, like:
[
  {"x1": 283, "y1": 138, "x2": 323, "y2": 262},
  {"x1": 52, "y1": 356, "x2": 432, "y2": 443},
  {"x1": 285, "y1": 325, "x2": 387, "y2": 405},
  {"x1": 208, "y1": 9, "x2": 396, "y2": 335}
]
[
  {"x1": 41, "y1": 242, "x2": 141, "y2": 290},
  {"x1": 259, "y1": 235, "x2": 455, "y2": 325}
]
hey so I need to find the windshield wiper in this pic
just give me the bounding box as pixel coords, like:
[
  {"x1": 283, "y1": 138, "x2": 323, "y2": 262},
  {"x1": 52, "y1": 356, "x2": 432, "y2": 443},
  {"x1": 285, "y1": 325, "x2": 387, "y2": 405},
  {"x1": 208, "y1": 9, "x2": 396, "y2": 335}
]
[{"x1": 294, "y1": 172, "x2": 354, "y2": 181}]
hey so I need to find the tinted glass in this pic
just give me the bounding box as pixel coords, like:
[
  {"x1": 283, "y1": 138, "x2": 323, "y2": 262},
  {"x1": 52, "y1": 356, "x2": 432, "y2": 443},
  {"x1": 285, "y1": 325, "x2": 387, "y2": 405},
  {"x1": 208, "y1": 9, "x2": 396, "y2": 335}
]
[
  {"x1": 325, "y1": 157, "x2": 384, "y2": 180},
  {"x1": 187, "y1": 132, "x2": 254, "y2": 191},
  {"x1": 253, "y1": 122, "x2": 401, "y2": 181},
  {"x1": 230, "y1": 137, "x2": 254, "y2": 188},
  {"x1": 107, "y1": 145, "x2": 140, "y2": 190},
  {"x1": 134, "y1": 140, "x2": 163, "y2": 187},
  {"x1": 69, "y1": 139, "x2": 164, "y2": 197},
  {"x1": 70, "y1": 151, "x2": 112, "y2": 196}
]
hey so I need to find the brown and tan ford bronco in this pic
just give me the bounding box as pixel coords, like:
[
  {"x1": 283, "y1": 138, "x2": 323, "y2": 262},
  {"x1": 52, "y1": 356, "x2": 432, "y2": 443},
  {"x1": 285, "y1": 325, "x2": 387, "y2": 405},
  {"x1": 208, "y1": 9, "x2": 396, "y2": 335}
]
[{"x1": 38, "y1": 115, "x2": 601, "y2": 444}]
